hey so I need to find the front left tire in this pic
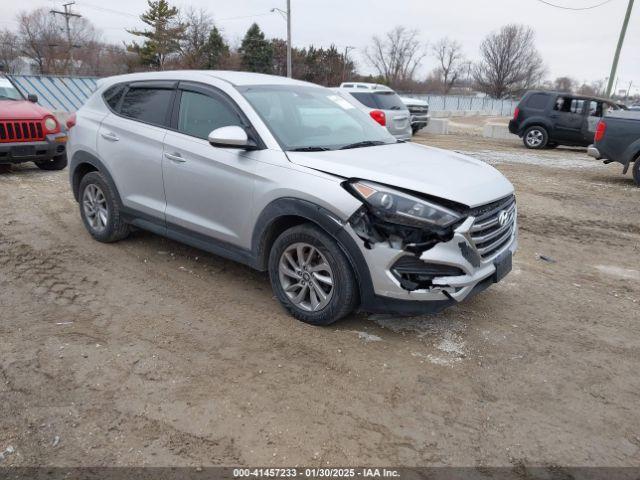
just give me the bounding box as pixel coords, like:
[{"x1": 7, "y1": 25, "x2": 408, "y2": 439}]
[
  {"x1": 268, "y1": 224, "x2": 358, "y2": 326},
  {"x1": 35, "y1": 154, "x2": 68, "y2": 171}
]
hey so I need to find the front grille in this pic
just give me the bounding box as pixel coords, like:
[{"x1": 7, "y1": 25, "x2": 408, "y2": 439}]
[
  {"x1": 408, "y1": 105, "x2": 429, "y2": 114},
  {"x1": 0, "y1": 121, "x2": 45, "y2": 143},
  {"x1": 469, "y1": 195, "x2": 516, "y2": 260},
  {"x1": 391, "y1": 255, "x2": 464, "y2": 291}
]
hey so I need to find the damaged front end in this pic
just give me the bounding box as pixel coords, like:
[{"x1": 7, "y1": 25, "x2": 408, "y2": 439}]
[
  {"x1": 344, "y1": 180, "x2": 466, "y2": 292},
  {"x1": 343, "y1": 180, "x2": 517, "y2": 304}
]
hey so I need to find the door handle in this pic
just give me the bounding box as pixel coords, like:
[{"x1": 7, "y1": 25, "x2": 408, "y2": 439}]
[
  {"x1": 165, "y1": 152, "x2": 186, "y2": 163},
  {"x1": 101, "y1": 132, "x2": 119, "y2": 141}
]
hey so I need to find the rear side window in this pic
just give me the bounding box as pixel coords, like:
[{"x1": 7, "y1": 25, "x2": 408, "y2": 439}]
[
  {"x1": 120, "y1": 87, "x2": 173, "y2": 127},
  {"x1": 525, "y1": 93, "x2": 548, "y2": 110},
  {"x1": 102, "y1": 84, "x2": 125, "y2": 111},
  {"x1": 351, "y1": 92, "x2": 406, "y2": 110},
  {"x1": 350, "y1": 92, "x2": 378, "y2": 109},
  {"x1": 374, "y1": 92, "x2": 406, "y2": 110},
  {"x1": 177, "y1": 90, "x2": 242, "y2": 139}
]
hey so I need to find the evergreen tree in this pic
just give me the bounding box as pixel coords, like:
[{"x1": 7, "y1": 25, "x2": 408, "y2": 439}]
[
  {"x1": 205, "y1": 26, "x2": 230, "y2": 69},
  {"x1": 127, "y1": 0, "x2": 186, "y2": 70},
  {"x1": 239, "y1": 23, "x2": 273, "y2": 74}
]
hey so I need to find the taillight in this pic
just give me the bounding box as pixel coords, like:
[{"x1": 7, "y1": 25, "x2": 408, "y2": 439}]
[
  {"x1": 66, "y1": 113, "x2": 77, "y2": 130},
  {"x1": 370, "y1": 110, "x2": 386, "y2": 127},
  {"x1": 513, "y1": 107, "x2": 520, "y2": 120},
  {"x1": 595, "y1": 120, "x2": 606, "y2": 142}
]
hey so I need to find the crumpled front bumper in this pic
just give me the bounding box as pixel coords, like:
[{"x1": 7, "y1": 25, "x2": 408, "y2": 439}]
[{"x1": 346, "y1": 212, "x2": 518, "y2": 308}]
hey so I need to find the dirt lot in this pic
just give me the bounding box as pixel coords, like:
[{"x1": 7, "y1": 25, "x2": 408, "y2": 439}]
[{"x1": 1, "y1": 127, "x2": 639, "y2": 468}]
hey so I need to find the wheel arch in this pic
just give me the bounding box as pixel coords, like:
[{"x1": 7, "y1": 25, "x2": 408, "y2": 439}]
[
  {"x1": 251, "y1": 198, "x2": 374, "y2": 303},
  {"x1": 70, "y1": 150, "x2": 121, "y2": 204}
]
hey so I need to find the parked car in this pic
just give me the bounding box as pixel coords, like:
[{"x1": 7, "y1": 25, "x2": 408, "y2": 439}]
[
  {"x1": 587, "y1": 111, "x2": 640, "y2": 186},
  {"x1": 629, "y1": 105, "x2": 640, "y2": 112},
  {"x1": 335, "y1": 82, "x2": 412, "y2": 140},
  {"x1": 400, "y1": 96, "x2": 430, "y2": 135},
  {"x1": 0, "y1": 75, "x2": 69, "y2": 170},
  {"x1": 68, "y1": 71, "x2": 517, "y2": 325},
  {"x1": 509, "y1": 90, "x2": 626, "y2": 149}
]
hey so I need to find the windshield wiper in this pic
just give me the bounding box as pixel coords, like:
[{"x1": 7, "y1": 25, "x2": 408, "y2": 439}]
[
  {"x1": 339, "y1": 140, "x2": 388, "y2": 150},
  {"x1": 290, "y1": 146, "x2": 332, "y2": 152}
]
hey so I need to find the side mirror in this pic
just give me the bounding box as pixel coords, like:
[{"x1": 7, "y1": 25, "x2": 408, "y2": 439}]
[
  {"x1": 208, "y1": 126, "x2": 257, "y2": 150},
  {"x1": 27, "y1": 94, "x2": 38, "y2": 103}
]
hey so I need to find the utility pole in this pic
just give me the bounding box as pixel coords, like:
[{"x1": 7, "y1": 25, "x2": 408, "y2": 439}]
[
  {"x1": 606, "y1": 0, "x2": 634, "y2": 97},
  {"x1": 286, "y1": 0, "x2": 292, "y2": 78},
  {"x1": 50, "y1": 1, "x2": 81, "y2": 75},
  {"x1": 272, "y1": 2, "x2": 292, "y2": 78}
]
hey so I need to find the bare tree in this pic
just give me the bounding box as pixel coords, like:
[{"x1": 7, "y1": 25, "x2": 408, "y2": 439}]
[
  {"x1": 365, "y1": 26, "x2": 425, "y2": 87},
  {"x1": 18, "y1": 9, "x2": 61, "y2": 74},
  {"x1": 473, "y1": 24, "x2": 545, "y2": 98},
  {"x1": 554, "y1": 76, "x2": 577, "y2": 92},
  {"x1": 179, "y1": 7, "x2": 213, "y2": 68},
  {"x1": 17, "y1": 8, "x2": 98, "y2": 75},
  {"x1": 0, "y1": 30, "x2": 23, "y2": 74},
  {"x1": 431, "y1": 37, "x2": 465, "y2": 94}
]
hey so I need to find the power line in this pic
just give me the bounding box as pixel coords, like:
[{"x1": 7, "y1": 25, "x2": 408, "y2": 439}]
[{"x1": 534, "y1": 0, "x2": 616, "y2": 10}]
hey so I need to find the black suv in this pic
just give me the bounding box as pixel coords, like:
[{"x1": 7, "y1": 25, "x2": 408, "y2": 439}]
[{"x1": 509, "y1": 90, "x2": 625, "y2": 149}]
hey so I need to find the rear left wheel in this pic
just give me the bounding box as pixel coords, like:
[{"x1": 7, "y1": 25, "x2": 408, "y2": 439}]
[
  {"x1": 78, "y1": 171, "x2": 130, "y2": 243},
  {"x1": 633, "y1": 159, "x2": 640, "y2": 187},
  {"x1": 523, "y1": 126, "x2": 548, "y2": 149},
  {"x1": 35, "y1": 154, "x2": 67, "y2": 171},
  {"x1": 268, "y1": 224, "x2": 358, "y2": 326}
]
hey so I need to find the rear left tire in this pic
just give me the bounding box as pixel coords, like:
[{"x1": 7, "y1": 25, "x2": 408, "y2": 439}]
[
  {"x1": 523, "y1": 126, "x2": 548, "y2": 149},
  {"x1": 633, "y1": 159, "x2": 640, "y2": 187},
  {"x1": 35, "y1": 154, "x2": 67, "y2": 171},
  {"x1": 78, "y1": 171, "x2": 130, "y2": 243}
]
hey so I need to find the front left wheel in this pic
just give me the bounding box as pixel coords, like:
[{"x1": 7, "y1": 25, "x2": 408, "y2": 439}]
[
  {"x1": 35, "y1": 154, "x2": 68, "y2": 171},
  {"x1": 268, "y1": 224, "x2": 358, "y2": 326}
]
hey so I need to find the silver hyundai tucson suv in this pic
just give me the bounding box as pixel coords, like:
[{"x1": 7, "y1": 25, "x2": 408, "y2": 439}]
[{"x1": 68, "y1": 71, "x2": 517, "y2": 325}]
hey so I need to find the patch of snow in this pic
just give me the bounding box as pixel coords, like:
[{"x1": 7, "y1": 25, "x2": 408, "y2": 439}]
[
  {"x1": 354, "y1": 331, "x2": 382, "y2": 343},
  {"x1": 595, "y1": 265, "x2": 640, "y2": 281},
  {"x1": 459, "y1": 149, "x2": 599, "y2": 170}
]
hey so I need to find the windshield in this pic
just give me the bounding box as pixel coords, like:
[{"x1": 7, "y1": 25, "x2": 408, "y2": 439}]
[
  {"x1": 350, "y1": 91, "x2": 407, "y2": 111},
  {"x1": 0, "y1": 78, "x2": 22, "y2": 101},
  {"x1": 240, "y1": 85, "x2": 397, "y2": 151}
]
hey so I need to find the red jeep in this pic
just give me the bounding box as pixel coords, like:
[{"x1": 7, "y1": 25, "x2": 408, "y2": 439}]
[{"x1": 0, "y1": 76, "x2": 69, "y2": 171}]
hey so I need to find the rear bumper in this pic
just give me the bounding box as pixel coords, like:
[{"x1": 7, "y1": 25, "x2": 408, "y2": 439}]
[
  {"x1": 508, "y1": 120, "x2": 519, "y2": 135},
  {"x1": 0, "y1": 133, "x2": 67, "y2": 164},
  {"x1": 587, "y1": 145, "x2": 601, "y2": 160}
]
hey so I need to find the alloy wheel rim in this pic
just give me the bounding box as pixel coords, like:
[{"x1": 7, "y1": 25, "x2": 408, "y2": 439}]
[
  {"x1": 278, "y1": 242, "x2": 334, "y2": 312},
  {"x1": 82, "y1": 184, "x2": 108, "y2": 233},
  {"x1": 526, "y1": 129, "x2": 543, "y2": 147}
]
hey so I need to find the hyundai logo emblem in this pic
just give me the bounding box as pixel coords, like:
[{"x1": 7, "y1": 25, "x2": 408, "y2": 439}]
[{"x1": 498, "y1": 210, "x2": 510, "y2": 227}]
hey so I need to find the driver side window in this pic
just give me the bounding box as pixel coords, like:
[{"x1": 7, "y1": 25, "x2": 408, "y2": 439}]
[{"x1": 178, "y1": 91, "x2": 242, "y2": 140}]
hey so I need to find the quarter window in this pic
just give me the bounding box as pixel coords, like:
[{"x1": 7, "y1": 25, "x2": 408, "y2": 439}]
[
  {"x1": 103, "y1": 84, "x2": 125, "y2": 111},
  {"x1": 525, "y1": 93, "x2": 548, "y2": 109},
  {"x1": 119, "y1": 87, "x2": 173, "y2": 127},
  {"x1": 177, "y1": 91, "x2": 242, "y2": 139}
]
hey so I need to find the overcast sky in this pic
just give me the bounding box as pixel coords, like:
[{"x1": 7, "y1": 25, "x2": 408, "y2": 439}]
[{"x1": 3, "y1": 0, "x2": 639, "y2": 93}]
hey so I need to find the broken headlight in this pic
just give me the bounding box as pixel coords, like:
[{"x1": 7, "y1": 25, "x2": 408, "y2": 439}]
[{"x1": 346, "y1": 180, "x2": 461, "y2": 229}]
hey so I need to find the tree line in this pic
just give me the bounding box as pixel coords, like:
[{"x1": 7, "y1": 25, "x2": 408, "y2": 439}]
[{"x1": 0, "y1": 0, "x2": 616, "y2": 98}]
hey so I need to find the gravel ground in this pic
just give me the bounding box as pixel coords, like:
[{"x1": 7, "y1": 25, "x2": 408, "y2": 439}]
[{"x1": 0, "y1": 129, "x2": 639, "y2": 468}]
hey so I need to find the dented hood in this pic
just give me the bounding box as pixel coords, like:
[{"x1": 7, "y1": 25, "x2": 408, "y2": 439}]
[{"x1": 287, "y1": 142, "x2": 514, "y2": 208}]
